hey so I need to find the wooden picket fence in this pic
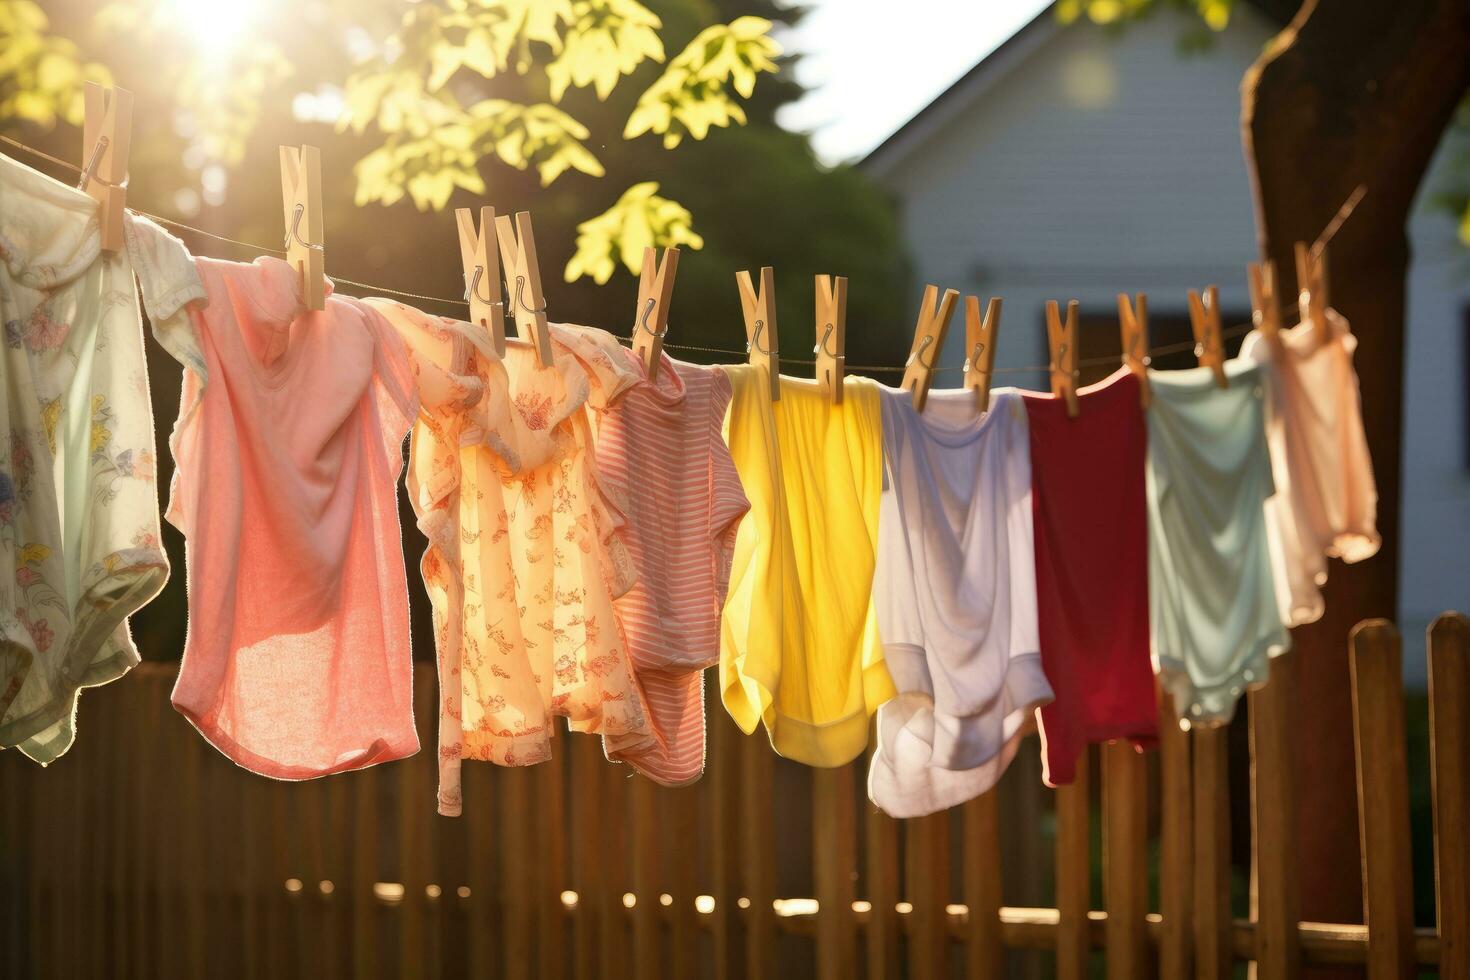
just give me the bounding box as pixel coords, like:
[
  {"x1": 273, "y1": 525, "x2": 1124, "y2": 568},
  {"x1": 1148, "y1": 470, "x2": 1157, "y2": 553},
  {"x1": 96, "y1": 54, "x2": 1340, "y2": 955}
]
[{"x1": 1, "y1": 613, "x2": 1465, "y2": 980}]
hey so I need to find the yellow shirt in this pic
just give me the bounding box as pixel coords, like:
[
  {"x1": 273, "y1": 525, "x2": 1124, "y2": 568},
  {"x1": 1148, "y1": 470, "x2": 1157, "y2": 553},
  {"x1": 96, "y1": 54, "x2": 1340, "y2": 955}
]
[{"x1": 719, "y1": 368, "x2": 895, "y2": 766}]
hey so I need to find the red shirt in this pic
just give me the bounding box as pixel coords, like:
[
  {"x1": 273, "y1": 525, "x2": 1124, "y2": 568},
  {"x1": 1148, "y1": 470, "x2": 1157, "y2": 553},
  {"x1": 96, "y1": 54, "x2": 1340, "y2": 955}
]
[{"x1": 1023, "y1": 369, "x2": 1157, "y2": 786}]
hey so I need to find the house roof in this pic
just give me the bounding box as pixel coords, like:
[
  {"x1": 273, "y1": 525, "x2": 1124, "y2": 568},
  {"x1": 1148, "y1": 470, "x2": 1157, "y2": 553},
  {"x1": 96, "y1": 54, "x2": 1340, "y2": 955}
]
[
  {"x1": 859, "y1": 0, "x2": 1292, "y2": 181},
  {"x1": 858, "y1": 5, "x2": 1061, "y2": 180}
]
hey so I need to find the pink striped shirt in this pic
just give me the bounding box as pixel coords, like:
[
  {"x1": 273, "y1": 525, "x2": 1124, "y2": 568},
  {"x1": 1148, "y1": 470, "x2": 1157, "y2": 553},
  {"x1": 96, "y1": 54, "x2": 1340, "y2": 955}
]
[{"x1": 589, "y1": 347, "x2": 749, "y2": 785}]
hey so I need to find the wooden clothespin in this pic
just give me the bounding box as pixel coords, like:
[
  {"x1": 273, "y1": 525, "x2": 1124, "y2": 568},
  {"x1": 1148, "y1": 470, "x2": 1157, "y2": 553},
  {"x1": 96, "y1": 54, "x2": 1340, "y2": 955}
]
[
  {"x1": 962, "y1": 296, "x2": 1000, "y2": 413},
  {"x1": 1294, "y1": 241, "x2": 1331, "y2": 347},
  {"x1": 1187, "y1": 285, "x2": 1228, "y2": 388},
  {"x1": 900, "y1": 285, "x2": 959, "y2": 412},
  {"x1": 280, "y1": 145, "x2": 325, "y2": 311},
  {"x1": 736, "y1": 267, "x2": 780, "y2": 401},
  {"x1": 80, "y1": 82, "x2": 132, "y2": 253},
  {"x1": 813, "y1": 274, "x2": 847, "y2": 403},
  {"x1": 1247, "y1": 259, "x2": 1283, "y2": 348},
  {"x1": 455, "y1": 205, "x2": 505, "y2": 356},
  {"x1": 1117, "y1": 292, "x2": 1151, "y2": 409},
  {"x1": 632, "y1": 246, "x2": 679, "y2": 382},
  {"x1": 495, "y1": 210, "x2": 553, "y2": 367},
  {"x1": 1046, "y1": 299, "x2": 1080, "y2": 418}
]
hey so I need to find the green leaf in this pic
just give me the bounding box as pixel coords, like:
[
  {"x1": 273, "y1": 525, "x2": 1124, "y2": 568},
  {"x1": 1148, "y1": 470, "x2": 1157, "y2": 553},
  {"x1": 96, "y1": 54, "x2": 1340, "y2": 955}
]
[
  {"x1": 565, "y1": 182, "x2": 703, "y2": 283},
  {"x1": 545, "y1": 0, "x2": 663, "y2": 103},
  {"x1": 624, "y1": 18, "x2": 779, "y2": 147}
]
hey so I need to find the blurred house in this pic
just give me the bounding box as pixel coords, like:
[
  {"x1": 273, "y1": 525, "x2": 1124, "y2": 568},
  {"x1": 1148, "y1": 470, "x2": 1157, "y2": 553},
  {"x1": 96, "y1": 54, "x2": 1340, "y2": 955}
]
[{"x1": 860, "y1": 4, "x2": 1470, "y2": 684}]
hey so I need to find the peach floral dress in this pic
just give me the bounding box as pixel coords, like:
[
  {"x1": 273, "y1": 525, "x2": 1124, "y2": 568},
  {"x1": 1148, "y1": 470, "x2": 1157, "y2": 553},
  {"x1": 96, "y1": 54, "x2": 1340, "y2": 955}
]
[{"x1": 368, "y1": 301, "x2": 648, "y2": 816}]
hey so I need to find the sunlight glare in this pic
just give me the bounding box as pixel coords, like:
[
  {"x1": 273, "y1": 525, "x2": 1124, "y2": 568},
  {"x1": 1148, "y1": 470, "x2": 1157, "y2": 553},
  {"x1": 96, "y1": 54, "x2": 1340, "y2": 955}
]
[{"x1": 164, "y1": 0, "x2": 263, "y2": 56}]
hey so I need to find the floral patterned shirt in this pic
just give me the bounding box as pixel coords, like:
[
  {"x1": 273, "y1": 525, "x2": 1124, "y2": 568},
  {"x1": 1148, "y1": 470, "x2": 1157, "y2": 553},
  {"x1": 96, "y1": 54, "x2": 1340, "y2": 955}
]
[
  {"x1": 0, "y1": 156, "x2": 189, "y2": 763},
  {"x1": 367, "y1": 300, "x2": 648, "y2": 816}
]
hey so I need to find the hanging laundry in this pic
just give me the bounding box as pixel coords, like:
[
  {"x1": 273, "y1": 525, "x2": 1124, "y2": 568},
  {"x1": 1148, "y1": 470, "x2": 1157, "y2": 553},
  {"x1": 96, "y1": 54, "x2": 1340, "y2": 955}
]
[
  {"x1": 1023, "y1": 369, "x2": 1157, "y2": 787},
  {"x1": 1146, "y1": 359, "x2": 1288, "y2": 726},
  {"x1": 0, "y1": 155, "x2": 179, "y2": 764},
  {"x1": 1241, "y1": 316, "x2": 1379, "y2": 627},
  {"x1": 367, "y1": 301, "x2": 649, "y2": 815},
  {"x1": 867, "y1": 388, "x2": 1052, "y2": 817},
  {"x1": 154, "y1": 253, "x2": 421, "y2": 779},
  {"x1": 362, "y1": 300, "x2": 492, "y2": 813},
  {"x1": 561, "y1": 328, "x2": 750, "y2": 786},
  {"x1": 719, "y1": 369, "x2": 894, "y2": 768},
  {"x1": 550, "y1": 323, "x2": 646, "y2": 415}
]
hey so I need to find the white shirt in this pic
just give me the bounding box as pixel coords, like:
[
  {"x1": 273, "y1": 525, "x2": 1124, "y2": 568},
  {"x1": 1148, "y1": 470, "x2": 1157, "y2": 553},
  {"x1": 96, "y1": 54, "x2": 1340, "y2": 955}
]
[
  {"x1": 0, "y1": 155, "x2": 200, "y2": 762},
  {"x1": 868, "y1": 387, "x2": 1052, "y2": 817}
]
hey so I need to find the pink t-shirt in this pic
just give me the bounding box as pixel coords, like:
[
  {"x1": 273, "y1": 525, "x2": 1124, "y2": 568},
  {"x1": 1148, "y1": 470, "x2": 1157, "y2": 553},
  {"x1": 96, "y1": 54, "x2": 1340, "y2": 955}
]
[
  {"x1": 167, "y1": 257, "x2": 420, "y2": 779},
  {"x1": 581, "y1": 344, "x2": 750, "y2": 786}
]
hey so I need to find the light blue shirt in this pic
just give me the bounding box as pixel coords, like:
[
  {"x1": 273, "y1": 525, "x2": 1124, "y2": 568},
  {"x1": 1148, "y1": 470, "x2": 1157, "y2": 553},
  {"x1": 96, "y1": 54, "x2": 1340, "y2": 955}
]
[{"x1": 1145, "y1": 358, "x2": 1289, "y2": 726}]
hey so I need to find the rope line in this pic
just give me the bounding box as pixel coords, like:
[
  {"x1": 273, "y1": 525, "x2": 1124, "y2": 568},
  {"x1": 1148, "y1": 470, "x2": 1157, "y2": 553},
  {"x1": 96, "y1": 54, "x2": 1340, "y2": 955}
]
[
  {"x1": 0, "y1": 133, "x2": 1344, "y2": 377},
  {"x1": 613, "y1": 319, "x2": 1257, "y2": 374},
  {"x1": 137, "y1": 209, "x2": 288, "y2": 257},
  {"x1": 0, "y1": 134, "x2": 78, "y2": 174},
  {"x1": 328, "y1": 274, "x2": 471, "y2": 307}
]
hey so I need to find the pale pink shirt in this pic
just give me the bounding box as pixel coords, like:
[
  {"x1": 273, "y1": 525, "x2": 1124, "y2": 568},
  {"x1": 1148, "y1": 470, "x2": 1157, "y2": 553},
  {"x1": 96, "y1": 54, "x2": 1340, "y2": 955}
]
[
  {"x1": 1241, "y1": 310, "x2": 1380, "y2": 626},
  {"x1": 166, "y1": 257, "x2": 420, "y2": 778}
]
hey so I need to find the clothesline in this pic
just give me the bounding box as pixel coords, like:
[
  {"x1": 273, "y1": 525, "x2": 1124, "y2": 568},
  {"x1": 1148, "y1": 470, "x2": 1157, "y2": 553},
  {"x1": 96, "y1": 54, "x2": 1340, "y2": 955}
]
[
  {"x1": 0, "y1": 132, "x2": 1329, "y2": 376},
  {"x1": 0, "y1": 130, "x2": 1381, "y2": 819}
]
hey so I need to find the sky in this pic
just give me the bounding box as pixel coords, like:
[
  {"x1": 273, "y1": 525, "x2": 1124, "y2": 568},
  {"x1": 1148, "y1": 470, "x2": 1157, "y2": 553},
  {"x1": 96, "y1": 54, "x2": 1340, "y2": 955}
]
[{"x1": 775, "y1": 0, "x2": 1054, "y2": 166}]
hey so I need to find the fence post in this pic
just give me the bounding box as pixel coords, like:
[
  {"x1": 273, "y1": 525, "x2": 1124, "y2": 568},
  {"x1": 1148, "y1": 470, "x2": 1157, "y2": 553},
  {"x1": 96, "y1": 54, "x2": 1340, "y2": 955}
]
[
  {"x1": 1349, "y1": 619, "x2": 1416, "y2": 979},
  {"x1": 667, "y1": 784, "x2": 701, "y2": 980},
  {"x1": 1192, "y1": 724, "x2": 1232, "y2": 980},
  {"x1": 569, "y1": 737, "x2": 603, "y2": 980},
  {"x1": 1248, "y1": 653, "x2": 1301, "y2": 980},
  {"x1": 631, "y1": 774, "x2": 662, "y2": 980},
  {"x1": 1103, "y1": 740, "x2": 1149, "y2": 979},
  {"x1": 541, "y1": 748, "x2": 569, "y2": 980},
  {"x1": 1158, "y1": 686, "x2": 1195, "y2": 977},
  {"x1": 599, "y1": 746, "x2": 631, "y2": 980},
  {"x1": 405, "y1": 669, "x2": 442, "y2": 980},
  {"x1": 739, "y1": 727, "x2": 775, "y2": 980},
  {"x1": 350, "y1": 756, "x2": 380, "y2": 980},
  {"x1": 180, "y1": 696, "x2": 209, "y2": 977},
  {"x1": 500, "y1": 765, "x2": 535, "y2": 980},
  {"x1": 708, "y1": 696, "x2": 738, "y2": 980},
  {"x1": 963, "y1": 789, "x2": 1005, "y2": 977},
  {"x1": 1428, "y1": 612, "x2": 1470, "y2": 980},
  {"x1": 813, "y1": 766, "x2": 857, "y2": 980},
  {"x1": 1055, "y1": 749, "x2": 1091, "y2": 980},
  {"x1": 906, "y1": 809, "x2": 952, "y2": 980},
  {"x1": 865, "y1": 747, "x2": 903, "y2": 980}
]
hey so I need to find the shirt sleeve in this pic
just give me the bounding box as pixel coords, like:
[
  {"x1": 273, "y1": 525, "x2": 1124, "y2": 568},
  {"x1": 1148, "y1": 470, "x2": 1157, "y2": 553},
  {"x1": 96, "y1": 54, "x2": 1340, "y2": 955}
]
[
  {"x1": 363, "y1": 298, "x2": 488, "y2": 416},
  {"x1": 549, "y1": 323, "x2": 644, "y2": 409},
  {"x1": 350, "y1": 299, "x2": 421, "y2": 477},
  {"x1": 123, "y1": 213, "x2": 208, "y2": 379}
]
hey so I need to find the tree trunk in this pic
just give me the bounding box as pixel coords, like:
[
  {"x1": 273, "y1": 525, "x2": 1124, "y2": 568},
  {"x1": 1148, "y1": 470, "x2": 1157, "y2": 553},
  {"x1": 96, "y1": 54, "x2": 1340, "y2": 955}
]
[{"x1": 1241, "y1": 0, "x2": 1470, "y2": 973}]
